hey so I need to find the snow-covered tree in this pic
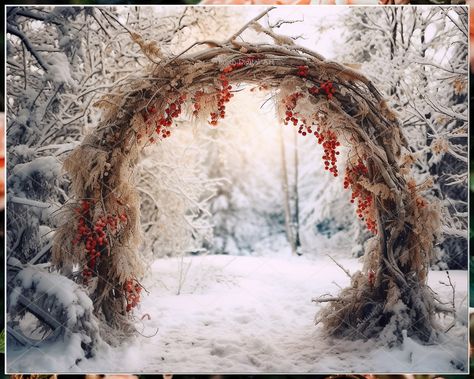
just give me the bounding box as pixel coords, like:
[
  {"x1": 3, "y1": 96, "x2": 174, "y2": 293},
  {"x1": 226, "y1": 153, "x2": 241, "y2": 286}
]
[
  {"x1": 338, "y1": 6, "x2": 468, "y2": 268},
  {"x1": 6, "y1": 4, "x2": 234, "y2": 354}
]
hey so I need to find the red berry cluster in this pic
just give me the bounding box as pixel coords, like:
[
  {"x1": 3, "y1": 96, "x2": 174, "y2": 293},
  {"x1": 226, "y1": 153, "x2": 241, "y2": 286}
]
[
  {"x1": 123, "y1": 278, "x2": 142, "y2": 312},
  {"x1": 192, "y1": 90, "x2": 204, "y2": 116},
  {"x1": 320, "y1": 81, "x2": 335, "y2": 100},
  {"x1": 318, "y1": 130, "x2": 340, "y2": 177},
  {"x1": 143, "y1": 94, "x2": 187, "y2": 142},
  {"x1": 296, "y1": 65, "x2": 309, "y2": 77},
  {"x1": 282, "y1": 92, "x2": 341, "y2": 177},
  {"x1": 283, "y1": 92, "x2": 304, "y2": 126},
  {"x1": 156, "y1": 94, "x2": 186, "y2": 138},
  {"x1": 297, "y1": 123, "x2": 309, "y2": 136},
  {"x1": 309, "y1": 81, "x2": 336, "y2": 100},
  {"x1": 73, "y1": 200, "x2": 128, "y2": 283},
  {"x1": 210, "y1": 74, "x2": 233, "y2": 126},
  {"x1": 284, "y1": 110, "x2": 299, "y2": 126},
  {"x1": 343, "y1": 160, "x2": 377, "y2": 234},
  {"x1": 309, "y1": 86, "x2": 319, "y2": 95},
  {"x1": 201, "y1": 56, "x2": 262, "y2": 125}
]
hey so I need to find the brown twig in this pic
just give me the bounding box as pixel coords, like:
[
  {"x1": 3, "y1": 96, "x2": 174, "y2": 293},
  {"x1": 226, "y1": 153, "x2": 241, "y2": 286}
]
[{"x1": 326, "y1": 254, "x2": 351, "y2": 278}]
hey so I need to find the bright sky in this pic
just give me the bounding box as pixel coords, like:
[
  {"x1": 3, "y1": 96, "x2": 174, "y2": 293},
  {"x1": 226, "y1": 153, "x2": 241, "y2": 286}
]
[
  {"x1": 136, "y1": 5, "x2": 351, "y2": 60},
  {"x1": 238, "y1": 5, "x2": 351, "y2": 59}
]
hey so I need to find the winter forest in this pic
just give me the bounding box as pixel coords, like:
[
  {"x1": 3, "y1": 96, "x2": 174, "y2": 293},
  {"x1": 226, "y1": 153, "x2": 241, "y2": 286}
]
[{"x1": 5, "y1": 5, "x2": 469, "y2": 374}]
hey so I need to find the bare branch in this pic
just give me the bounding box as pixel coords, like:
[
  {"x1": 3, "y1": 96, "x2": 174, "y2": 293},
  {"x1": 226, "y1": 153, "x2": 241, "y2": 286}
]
[
  {"x1": 326, "y1": 254, "x2": 352, "y2": 278},
  {"x1": 439, "y1": 270, "x2": 456, "y2": 332},
  {"x1": 269, "y1": 17, "x2": 304, "y2": 30},
  {"x1": 226, "y1": 6, "x2": 276, "y2": 43},
  {"x1": 312, "y1": 296, "x2": 341, "y2": 303},
  {"x1": 90, "y1": 8, "x2": 112, "y2": 38}
]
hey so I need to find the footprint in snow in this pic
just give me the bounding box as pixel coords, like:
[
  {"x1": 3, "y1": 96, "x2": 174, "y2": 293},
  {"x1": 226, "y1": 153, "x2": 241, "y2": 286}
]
[
  {"x1": 234, "y1": 314, "x2": 252, "y2": 324},
  {"x1": 210, "y1": 344, "x2": 241, "y2": 357}
]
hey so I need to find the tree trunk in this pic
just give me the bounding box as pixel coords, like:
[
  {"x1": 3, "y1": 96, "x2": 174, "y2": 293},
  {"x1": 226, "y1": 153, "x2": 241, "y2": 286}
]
[
  {"x1": 279, "y1": 127, "x2": 296, "y2": 255},
  {"x1": 292, "y1": 128, "x2": 301, "y2": 255}
]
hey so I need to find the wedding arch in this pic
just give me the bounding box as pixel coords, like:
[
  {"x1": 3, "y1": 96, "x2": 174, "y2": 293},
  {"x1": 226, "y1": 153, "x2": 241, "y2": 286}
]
[{"x1": 52, "y1": 9, "x2": 442, "y2": 344}]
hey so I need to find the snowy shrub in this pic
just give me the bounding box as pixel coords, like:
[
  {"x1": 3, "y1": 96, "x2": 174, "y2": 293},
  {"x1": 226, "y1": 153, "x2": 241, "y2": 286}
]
[{"x1": 7, "y1": 262, "x2": 103, "y2": 367}]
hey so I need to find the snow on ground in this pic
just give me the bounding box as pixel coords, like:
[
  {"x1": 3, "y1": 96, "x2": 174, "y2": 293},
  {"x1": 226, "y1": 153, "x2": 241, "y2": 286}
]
[
  {"x1": 8, "y1": 247, "x2": 468, "y2": 373},
  {"x1": 80, "y1": 249, "x2": 467, "y2": 374}
]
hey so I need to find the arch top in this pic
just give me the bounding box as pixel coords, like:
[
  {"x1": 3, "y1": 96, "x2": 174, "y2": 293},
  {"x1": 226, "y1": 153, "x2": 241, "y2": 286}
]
[{"x1": 91, "y1": 39, "x2": 404, "y2": 174}]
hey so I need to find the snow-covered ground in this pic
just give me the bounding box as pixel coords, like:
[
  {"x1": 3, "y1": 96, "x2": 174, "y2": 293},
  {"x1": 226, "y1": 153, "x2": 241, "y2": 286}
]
[{"x1": 9, "y1": 245, "x2": 467, "y2": 373}]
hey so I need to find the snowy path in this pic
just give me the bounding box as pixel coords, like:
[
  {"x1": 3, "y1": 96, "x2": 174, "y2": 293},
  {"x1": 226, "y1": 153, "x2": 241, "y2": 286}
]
[{"x1": 81, "y1": 254, "x2": 468, "y2": 373}]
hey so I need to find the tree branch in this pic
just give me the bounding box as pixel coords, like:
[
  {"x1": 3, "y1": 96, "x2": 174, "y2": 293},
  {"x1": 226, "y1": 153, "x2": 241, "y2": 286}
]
[
  {"x1": 7, "y1": 24, "x2": 49, "y2": 72},
  {"x1": 326, "y1": 254, "x2": 351, "y2": 278},
  {"x1": 226, "y1": 6, "x2": 276, "y2": 43}
]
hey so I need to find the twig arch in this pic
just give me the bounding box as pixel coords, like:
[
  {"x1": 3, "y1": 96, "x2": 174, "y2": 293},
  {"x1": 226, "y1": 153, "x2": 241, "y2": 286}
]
[{"x1": 53, "y1": 10, "x2": 442, "y2": 342}]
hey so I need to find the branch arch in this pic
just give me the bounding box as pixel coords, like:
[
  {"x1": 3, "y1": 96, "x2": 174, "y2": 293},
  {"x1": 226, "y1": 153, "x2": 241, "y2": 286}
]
[{"x1": 52, "y1": 17, "x2": 441, "y2": 343}]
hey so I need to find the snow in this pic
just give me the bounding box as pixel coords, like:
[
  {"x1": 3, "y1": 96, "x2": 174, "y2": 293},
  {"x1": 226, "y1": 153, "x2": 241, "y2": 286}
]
[
  {"x1": 10, "y1": 267, "x2": 94, "y2": 327},
  {"x1": 66, "y1": 248, "x2": 467, "y2": 374},
  {"x1": 7, "y1": 267, "x2": 103, "y2": 373},
  {"x1": 9, "y1": 332, "x2": 94, "y2": 373},
  {"x1": 44, "y1": 52, "x2": 76, "y2": 86},
  {"x1": 10, "y1": 156, "x2": 61, "y2": 184}
]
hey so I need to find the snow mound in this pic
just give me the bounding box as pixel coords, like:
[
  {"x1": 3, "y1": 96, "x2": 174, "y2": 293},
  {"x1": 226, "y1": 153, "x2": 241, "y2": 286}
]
[{"x1": 7, "y1": 266, "x2": 104, "y2": 372}]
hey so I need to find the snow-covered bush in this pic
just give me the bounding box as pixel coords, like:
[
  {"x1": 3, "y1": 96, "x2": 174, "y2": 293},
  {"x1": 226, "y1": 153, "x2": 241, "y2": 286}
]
[{"x1": 7, "y1": 261, "x2": 103, "y2": 369}]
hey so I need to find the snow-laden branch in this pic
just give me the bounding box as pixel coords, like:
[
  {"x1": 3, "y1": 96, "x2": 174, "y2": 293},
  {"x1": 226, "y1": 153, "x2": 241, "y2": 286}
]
[
  {"x1": 412, "y1": 59, "x2": 466, "y2": 75},
  {"x1": 440, "y1": 226, "x2": 467, "y2": 239},
  {"x1": 10, "y1": 196, "x2": 51, "y2": 209},
  {"x1": 440, "y1": 8, "x2": 468, "y2": 39},
  {"x1": 7, "y1": 24, "x2": 49, "y2": 72}
]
